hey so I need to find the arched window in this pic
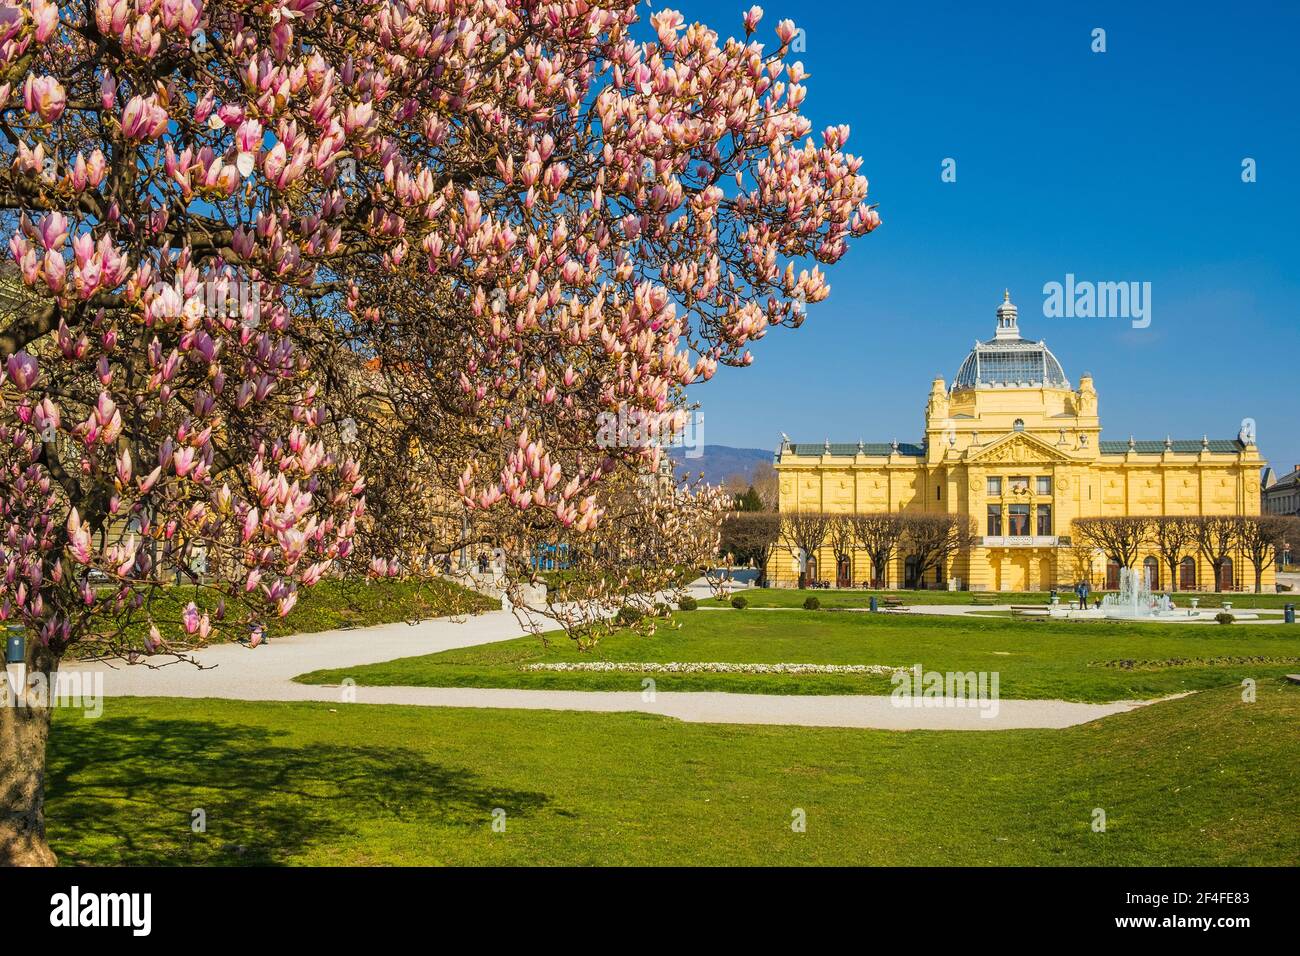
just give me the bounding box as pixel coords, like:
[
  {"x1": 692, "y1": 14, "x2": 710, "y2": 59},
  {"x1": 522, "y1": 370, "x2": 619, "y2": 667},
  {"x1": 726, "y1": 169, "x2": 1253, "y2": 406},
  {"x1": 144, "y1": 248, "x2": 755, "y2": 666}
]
[
  {"x1": 1106, "y1": 559, "x2": 1120, "y2": 591},
  {"x1": 1143, "y1": 556, "x2": 1160, "y2": 590},
  {"x1": 1179, "y1": 556, "x2": 1196, "y2": 591},
  {"x1": 836, "y1": 555, "x2": 852, "y2": 588},
  {"x1": 1013, "y1": 418, "x2": 1025, "y2": 432}
]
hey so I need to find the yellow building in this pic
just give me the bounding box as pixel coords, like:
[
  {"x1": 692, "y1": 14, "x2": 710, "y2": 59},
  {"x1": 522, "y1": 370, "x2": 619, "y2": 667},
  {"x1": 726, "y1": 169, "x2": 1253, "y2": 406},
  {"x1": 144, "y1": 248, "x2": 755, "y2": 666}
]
[{"x1": 771, "y1": 292, "x2": 1270, "y2": 591}]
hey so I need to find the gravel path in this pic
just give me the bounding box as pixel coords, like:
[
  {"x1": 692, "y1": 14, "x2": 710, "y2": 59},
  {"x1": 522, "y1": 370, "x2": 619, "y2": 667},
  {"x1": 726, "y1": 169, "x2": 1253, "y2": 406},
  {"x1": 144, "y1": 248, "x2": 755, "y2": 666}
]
[{"x1": 57, "y1": 608, "x2": 1170, "y2": 731}]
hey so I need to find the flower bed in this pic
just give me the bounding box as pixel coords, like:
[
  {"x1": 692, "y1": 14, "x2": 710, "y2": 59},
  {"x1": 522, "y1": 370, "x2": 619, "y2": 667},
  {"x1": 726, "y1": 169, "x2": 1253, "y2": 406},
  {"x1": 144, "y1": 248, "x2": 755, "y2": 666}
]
[
  {"x1": 520, "y1": 661, "x2": 904, "y2": 675},
  {"x1": 1094, "y1": 655, "x2": 1300, "y2": 670}
]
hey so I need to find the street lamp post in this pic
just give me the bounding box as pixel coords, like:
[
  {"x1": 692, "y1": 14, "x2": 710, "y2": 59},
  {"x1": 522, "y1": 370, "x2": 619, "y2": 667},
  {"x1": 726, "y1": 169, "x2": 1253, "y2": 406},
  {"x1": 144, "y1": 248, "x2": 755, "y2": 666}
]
[{"x1": 459, "y1": 510, "x2": 470, "y2": 571}]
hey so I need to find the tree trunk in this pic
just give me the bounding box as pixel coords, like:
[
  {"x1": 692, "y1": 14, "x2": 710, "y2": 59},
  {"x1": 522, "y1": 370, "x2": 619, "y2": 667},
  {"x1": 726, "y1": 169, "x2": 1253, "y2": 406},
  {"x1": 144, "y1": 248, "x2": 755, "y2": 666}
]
[{"x1": 0, "y1": 640, "x2": 59, "y2": 867}]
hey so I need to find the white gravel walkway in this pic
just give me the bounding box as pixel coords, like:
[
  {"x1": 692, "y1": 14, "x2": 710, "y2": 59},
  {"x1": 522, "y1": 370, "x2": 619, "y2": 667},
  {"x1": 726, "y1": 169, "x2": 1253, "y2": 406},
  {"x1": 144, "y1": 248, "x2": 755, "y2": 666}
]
[{"x1": 56, "y1": 607, "x2": 1170, "y2": 731}]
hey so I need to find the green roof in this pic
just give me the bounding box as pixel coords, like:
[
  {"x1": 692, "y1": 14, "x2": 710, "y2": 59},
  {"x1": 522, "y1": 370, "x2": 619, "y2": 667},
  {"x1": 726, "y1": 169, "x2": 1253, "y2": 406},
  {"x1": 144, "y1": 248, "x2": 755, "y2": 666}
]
[
  {"x1": 782, "y1": 438, "x2": 1244, "y2": 459},
  {"x1": 786, "y1": 442, "x2": 926, "y2": 458},
  {"x1": 1099, "y1": 439, "x2": 1242, "y2": 455}
]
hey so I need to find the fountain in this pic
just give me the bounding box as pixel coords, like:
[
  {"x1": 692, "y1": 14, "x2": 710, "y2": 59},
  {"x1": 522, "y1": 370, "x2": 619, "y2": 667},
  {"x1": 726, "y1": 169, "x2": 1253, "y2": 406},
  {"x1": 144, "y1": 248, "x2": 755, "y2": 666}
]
[
  {"x1": 1100, "y1": 567, "x2": 1176, "y2": 620},
  {"x1": 1043, "y1": 566, "x2": 1261, "y2": 622}
]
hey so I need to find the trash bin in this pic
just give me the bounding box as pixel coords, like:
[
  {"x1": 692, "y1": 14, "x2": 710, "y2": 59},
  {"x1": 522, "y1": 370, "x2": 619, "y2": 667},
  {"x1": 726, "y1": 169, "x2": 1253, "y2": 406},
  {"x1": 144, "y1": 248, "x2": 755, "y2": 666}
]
[
  {"x1": 4, "y1": 627, "x2": 23, "y2": 663},
  {"x1": 1286, "y1": 603, "x2": 1296, "y2": 625},
  {"x1": 869, "y1": 596, "x2": 878, "y2": 612}
]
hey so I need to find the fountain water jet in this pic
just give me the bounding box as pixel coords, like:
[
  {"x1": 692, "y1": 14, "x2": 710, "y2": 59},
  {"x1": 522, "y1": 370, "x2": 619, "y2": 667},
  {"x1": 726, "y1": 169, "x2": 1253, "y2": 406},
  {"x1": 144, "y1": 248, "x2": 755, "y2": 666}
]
[
  {"x1": 1101, "y1": 566, "x2": 1177, "y2": 619},
  {"x1": 1044, "y1": 566, "x2": 1257, "y2": 622}
]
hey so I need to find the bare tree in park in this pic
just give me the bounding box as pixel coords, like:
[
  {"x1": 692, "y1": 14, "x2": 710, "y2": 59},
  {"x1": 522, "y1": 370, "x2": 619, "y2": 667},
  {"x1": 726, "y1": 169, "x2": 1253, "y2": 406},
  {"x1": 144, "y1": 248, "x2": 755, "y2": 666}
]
[
  {"x1": 1065, "y1": 536, "x2": 1098, "y2": 588},
  {"x1": 901, "y1": 513, "x2": 976, "y2": 589},
  {"x1": 849, "y1": 513, "x2": 907, "y2": 588},
  {"x1": 1238, "y1": 515, "x2": 1298, "y2": 594},
  {"x1": 721, "y1": 471, "x2": 752, "y2": 498},
  {"x1": 1194, "y1": 516, "x2": 1243, "y2": 592},
  {"x1": 1073, "y1": 517, "x2": 1151, "y2": 574},
  {"x1": 533, "y1": 472, "x2": 730, "y2": 643},
  {"x1": 827, "y1": 515, "x2": 857, "y2": 586},
  {"x1": 1151, "y1": 515, "x2": 1199, "y2": 592},
  {"x1": 779, "y1": 512, "x2": 833, "y2": 585},
  {"x1": 719, "y1": 512, "x2": 781, "y2": 586},
  {"x1": 750, "y1": 461, "x2": 781, "y2": 512}
]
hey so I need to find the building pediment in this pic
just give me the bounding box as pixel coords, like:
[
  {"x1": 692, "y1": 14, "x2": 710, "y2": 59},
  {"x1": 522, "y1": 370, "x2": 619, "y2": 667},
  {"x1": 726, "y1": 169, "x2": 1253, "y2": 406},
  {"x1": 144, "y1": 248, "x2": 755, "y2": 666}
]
[{"x1": 968, "y1": 431, "x2": 1074, "y2": 465}]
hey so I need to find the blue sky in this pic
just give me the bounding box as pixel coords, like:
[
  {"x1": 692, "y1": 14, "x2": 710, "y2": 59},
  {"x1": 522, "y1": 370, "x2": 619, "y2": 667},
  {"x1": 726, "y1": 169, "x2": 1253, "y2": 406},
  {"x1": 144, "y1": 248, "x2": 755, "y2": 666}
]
[{"x1": 673, "y1": 0, "x2": 1300, "y2": 476}]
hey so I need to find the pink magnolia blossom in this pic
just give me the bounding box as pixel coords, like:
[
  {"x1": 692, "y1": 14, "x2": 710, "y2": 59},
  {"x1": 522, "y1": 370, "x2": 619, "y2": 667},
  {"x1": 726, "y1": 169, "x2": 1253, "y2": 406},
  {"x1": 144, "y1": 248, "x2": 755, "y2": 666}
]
[
  {"x1": 31, "y1": 0, "x2": 59, "y2": 43},
  {"x1": 23, "y1": 74, "x2": 64, "y2": 122},
  {"x1": 120, "y1": 94, "x2": 169, "y2": 142},
  {"x1": 5, "y1": 351, "x2": 39, "y2": 391}
]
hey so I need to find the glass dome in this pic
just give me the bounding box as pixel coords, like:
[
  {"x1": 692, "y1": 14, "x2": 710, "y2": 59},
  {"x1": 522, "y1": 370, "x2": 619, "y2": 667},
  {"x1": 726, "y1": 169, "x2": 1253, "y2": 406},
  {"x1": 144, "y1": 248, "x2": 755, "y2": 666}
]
[{"x1": 952, "y1": 292, "x2": 1070, "y2": 390}]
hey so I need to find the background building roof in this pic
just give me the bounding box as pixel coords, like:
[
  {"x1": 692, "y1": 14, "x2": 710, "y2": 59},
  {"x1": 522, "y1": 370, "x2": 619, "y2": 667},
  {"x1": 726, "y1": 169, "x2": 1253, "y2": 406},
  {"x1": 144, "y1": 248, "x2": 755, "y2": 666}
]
[{"x1": 785, "y1": 441, "x2": 926, "y2": 458}]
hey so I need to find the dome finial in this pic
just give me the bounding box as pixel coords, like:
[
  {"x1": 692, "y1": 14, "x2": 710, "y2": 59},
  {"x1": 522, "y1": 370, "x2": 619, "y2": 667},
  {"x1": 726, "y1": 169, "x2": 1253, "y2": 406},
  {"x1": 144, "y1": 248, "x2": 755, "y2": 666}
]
[{"x1": 994, "y1": 289, "x2": 1019, "y2": 339}]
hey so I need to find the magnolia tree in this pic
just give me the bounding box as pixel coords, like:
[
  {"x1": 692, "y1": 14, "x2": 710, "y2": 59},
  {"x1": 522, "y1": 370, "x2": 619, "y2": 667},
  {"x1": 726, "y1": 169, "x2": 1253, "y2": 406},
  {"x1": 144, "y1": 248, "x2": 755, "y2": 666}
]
[{"x1": 0, "y1": 0, "x2": 877, "y2": 864}]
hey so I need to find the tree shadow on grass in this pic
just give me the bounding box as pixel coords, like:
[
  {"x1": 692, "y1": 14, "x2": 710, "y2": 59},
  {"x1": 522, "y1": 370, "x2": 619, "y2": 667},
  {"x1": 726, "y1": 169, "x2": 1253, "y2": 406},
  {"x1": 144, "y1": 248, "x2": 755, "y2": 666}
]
[{"x1": 45, "y1": 716, "x2": 549, "y2": 866}]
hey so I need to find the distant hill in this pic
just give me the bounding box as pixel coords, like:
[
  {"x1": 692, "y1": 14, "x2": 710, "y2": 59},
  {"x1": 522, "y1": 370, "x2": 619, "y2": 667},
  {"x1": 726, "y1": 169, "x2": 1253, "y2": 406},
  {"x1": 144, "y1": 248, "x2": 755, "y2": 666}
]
[{"x1": 669, "y1": 444, "x2": 774, "y2": 485}]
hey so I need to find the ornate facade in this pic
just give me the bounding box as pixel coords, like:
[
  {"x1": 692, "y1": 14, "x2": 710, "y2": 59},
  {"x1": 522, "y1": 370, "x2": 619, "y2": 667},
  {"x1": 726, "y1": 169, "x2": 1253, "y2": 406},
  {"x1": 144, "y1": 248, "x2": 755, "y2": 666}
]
[{"x1": 771, "y1": 293, "x2": 1270, "y2": 591}]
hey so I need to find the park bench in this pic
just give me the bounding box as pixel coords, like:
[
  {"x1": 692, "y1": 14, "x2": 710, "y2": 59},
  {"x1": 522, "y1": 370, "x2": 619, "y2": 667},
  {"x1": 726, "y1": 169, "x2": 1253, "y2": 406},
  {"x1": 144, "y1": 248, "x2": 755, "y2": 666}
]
[
  {"x1": 881, "y1": 597, "x2": 906, "y2": 609},
  {"x1": 970, "y1": 595, "x2": 997, "y2": 606}
]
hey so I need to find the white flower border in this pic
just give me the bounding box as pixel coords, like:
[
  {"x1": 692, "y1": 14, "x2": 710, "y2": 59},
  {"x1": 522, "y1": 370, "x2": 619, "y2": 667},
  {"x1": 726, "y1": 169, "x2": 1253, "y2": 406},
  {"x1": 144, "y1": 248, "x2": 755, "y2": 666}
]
[{"x1": 521, "y1": 661, "x2": 904, "y2": 675}]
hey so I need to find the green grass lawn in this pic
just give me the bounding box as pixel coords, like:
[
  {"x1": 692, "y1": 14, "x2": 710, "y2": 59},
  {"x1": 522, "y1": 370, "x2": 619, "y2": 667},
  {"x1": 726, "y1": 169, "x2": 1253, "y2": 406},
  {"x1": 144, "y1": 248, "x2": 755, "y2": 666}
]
[
  {"x1": 75, "y1": 577, "x2": 498, "y2": 657},
  {"x1": 45, "y1": 684, "x2": 1300, "y2": 865},
  {"x1": 295, "y1": 609, "x2": 1300, "y2": 702},
  {"x1": 736, "y1": 587, "x2": 1297, "y2": 609}
]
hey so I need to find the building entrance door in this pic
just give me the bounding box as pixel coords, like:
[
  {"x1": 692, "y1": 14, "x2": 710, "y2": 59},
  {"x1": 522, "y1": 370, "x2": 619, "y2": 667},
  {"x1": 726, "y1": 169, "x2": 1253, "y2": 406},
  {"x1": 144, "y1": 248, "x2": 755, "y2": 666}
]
[
  {"x1": 1002, "y1": 555, "x2": 1028, "y2": 591},
  {"x1": 836, "y1": 556, "x2": 852, "y2": 588},
  {"x1": 1218, "y1": 557, "x2": 1234, "y2": 591}
]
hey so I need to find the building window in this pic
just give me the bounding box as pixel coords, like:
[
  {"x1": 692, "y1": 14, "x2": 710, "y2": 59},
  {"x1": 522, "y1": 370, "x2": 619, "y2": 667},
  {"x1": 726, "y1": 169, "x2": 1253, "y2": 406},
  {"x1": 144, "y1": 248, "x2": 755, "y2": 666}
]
[
  {"x1": 1036, "y1": 504, "x2": 1052, "y2": 536},
  {"x1": 1179, "y1": 556, "x2": 1196, "y2": 590},
  {"x1": 1036, "y1": 476, "x2": 1052, "y2": 495},
  {"x1": 987, "y1": 477, "x2": 1002, "y2": 496},
  {"x1": 936, "y1": 485, "x2": 942, "y2": 500},
  {"x1": 1013, "y1": 418, "x2": 1025, "y2": 431},
  {"x1": 1008, "y1": 504, "x2": 1030, "y2": 535},
  {"x1": 1143, "y1": 556, "x2": 1160, "y2": 590},
  {"x1": 987, "y1": 505, "x2": 1002, "y2": 536}
]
